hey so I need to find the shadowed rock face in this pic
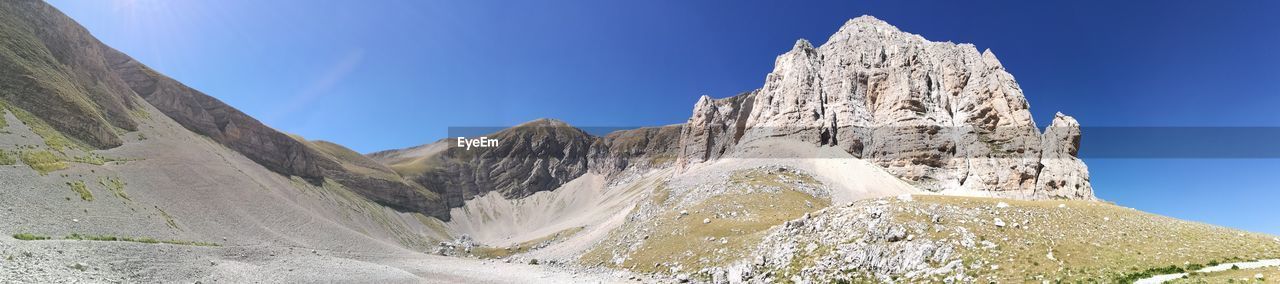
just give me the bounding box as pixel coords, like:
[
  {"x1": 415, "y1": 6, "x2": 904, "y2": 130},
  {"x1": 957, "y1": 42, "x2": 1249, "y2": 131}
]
[
  {"x1": 398, "y1": 119, "x2": 595, "y2": 208},
  {"x1": 372, "y1": 120, "x2": 683, "y2": 212},
  {"x1": 676, "y1": 16, "x2": 1092, "y2": 199},
  {"x1": 589, "y1": 124, "x2": 683, "y2": 176},
  {"x1": 0, "y1": 1, "x2": 140, "y2": 149}
]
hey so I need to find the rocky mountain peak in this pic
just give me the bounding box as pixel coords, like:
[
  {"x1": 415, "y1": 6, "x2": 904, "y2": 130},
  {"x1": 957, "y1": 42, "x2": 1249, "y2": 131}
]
[
  {"x1": 981, "y1": 48, "x2": 1004, "y2": 69},
  {"x1": 792, "y1": 38, "x2": 814, "y2": 50},
  {"x1": 515, "y1": 117, "x2": 572, "y2": 128},
  {"x1": 676, "y1": 16, "x2": 1093, "y2": 200},
  {"x1": 845, "y1": 15, "x2": 893, "y2": 28}
]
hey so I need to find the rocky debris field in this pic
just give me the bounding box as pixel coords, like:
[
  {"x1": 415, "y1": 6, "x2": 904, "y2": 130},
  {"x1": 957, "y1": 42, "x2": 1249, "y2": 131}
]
[{"x1": 722, "y1": 195, "x2": 1280, "y2": 283}]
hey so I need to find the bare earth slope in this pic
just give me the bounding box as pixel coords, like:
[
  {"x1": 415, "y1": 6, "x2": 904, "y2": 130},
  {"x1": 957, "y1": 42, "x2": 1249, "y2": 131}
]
[{"x1": 0, "y1": 90, "x2": 632, "y2": 282}]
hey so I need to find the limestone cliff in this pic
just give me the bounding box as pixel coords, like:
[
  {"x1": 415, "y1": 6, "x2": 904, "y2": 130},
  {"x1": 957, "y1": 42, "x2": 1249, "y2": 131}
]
[{"x1": 676, "y1": 16, "x2": 1092, "y2": 199}]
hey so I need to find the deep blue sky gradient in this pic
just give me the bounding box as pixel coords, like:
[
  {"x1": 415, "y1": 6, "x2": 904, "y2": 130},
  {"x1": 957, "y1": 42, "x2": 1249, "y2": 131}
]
[{"x1": 47, "y1": 0, "x2": 1280, "y2": 234}]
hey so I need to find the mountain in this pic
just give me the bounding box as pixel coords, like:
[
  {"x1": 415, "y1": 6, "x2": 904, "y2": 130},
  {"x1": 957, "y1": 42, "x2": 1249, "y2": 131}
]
[
  {"x1": 369, "y1": 119, "x2": 682, "y2": 214},
  {"x1": 677, "y1": 16, "x2": 1091, "y2": 200},
  {"x1": 2, "y1": 2, "x2": 1276, "y2": 283}
]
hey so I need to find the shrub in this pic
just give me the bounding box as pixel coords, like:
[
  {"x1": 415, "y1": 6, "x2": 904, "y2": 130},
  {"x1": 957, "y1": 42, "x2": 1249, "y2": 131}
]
[
  {"x1": 67, "y1": 180, "x2": 92, "y2": 201},
  {"x1": 12, "y1": 233, "x2": 49, "y2": 240},
  {"x1": 99, "y1": 176, "x2": 128, "y2": 200},
  {"x1": 0, "y1": 150, "x2": 15, "y2": 165}
]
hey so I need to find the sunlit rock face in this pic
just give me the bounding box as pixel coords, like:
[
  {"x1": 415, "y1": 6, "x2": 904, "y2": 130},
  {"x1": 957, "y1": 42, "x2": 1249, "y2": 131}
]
[{"x1": 677, "y1": 16, "x2": 1091, "y2": 199}]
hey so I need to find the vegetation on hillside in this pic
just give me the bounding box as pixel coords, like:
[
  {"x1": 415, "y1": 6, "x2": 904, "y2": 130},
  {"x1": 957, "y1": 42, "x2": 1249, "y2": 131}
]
[
  {"x1": 767, "y1": 195, "x2": 1280, "y2": 283},
  {"x1": 21, "y1": 150, "x2": 66, "y2": 174},
  {"x1": 583, "y1": 168, "x2": 830, "y2": 274},
  {"x1": 67, "y1": 180, "x2": 92, "y2": 201}
]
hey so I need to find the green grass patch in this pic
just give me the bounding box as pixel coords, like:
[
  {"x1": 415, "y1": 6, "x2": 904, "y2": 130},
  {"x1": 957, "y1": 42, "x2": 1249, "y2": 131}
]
[
  {"x1": 648, "y1": 154, "x2": 676, "y2": 165},
  {"x1": 12, "y1": 233, "x2": 50, "y2": 240},
  {"x1": 63, "y1": 233, "x2": 219, "y2": 246},
  {"x1": 0, "y1": 150, "x2": 15, "y2": 165},
  {"x1": 4, "y1": 103, "x2": 79, "y2": 152},
  {"x1": 98, "y1": 176, "x2": 128, "y2": 200},
  {"x1": 586, "y1": 189, "x2": 829, "y2": 274},
  {"x1": 155, "y1": 206, "x2": 180, "y2": 230},
  {"x1": 73, "y1": 153, "x2": 110, "y2": 165},
  {"x1": 1115, "y1": 265, "x2": 1186, "y2": 283},
  {"x1": 20, "y1": 150, "x2": 67, "y2": 174},
  {"x1": 67, "y1": 180, "x2": 92, "y2": 201}
]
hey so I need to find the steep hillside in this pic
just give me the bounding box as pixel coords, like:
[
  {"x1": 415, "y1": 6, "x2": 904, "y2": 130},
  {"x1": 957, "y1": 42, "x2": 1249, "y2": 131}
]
[
  {"x1": 105, "y1": 46, "x2": 448, "y2": 219},
  {"x1": 0, "y1": 1, "x2": 140, "y2": 150},
  {"x1": 0, "y1": 0, "x2": 446, "y2": 220},
  {"x1": 0, "y1": 2, "x2": 635, "y2": 282}
]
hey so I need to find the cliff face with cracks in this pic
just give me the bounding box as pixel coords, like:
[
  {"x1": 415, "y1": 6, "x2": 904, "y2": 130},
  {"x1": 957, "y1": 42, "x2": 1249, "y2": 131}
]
[{"x1": 676, "y1": 16, "x2": 1092, "y2": 199}]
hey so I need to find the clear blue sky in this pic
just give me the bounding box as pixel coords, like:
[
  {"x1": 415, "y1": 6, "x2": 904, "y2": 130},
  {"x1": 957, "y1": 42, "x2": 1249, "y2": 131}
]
[{"x1": 47, "y1": 0, "x2": 1280, "y2": 234}]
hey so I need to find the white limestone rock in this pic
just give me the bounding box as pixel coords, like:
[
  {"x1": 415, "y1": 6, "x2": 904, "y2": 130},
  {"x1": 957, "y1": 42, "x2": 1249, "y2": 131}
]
[{"x1": 675, "y1": 15, "x2": 1093, "y2": 200}]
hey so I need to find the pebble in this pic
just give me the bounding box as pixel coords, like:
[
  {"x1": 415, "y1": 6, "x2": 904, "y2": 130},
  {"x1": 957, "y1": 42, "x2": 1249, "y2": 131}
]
[
  {"x1": 993, "y1": 218, "x2": 1006, "y2": 227},
  {"x1": 703, "y1": 218, "x2": 711, "y2": 224},
  {"x1": 996, "y1": 202, "x2": 1009, "y2": 208},
  {"x1": 1057, "y1": 204, "x2": 1066, "y2": 208}
]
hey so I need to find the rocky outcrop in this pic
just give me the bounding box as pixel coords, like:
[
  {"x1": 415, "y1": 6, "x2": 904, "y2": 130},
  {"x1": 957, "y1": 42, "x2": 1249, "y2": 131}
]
[
  {"x1": 588, "y1": 124, "x2": 682, "y2": 176},
  {"x1": 401, "y1": 119, "x2": 594, "y2": 209},
  {"x1": 676, "y1": 16, "x2": 1091, "y2": 199},
  {"x1": 675, "y1": 91, "x2": 755, "y2": 170},
  {"x1": 1035, "y1": 113, "x2": 1092, "y2": 199},
  {"x1": 0, "y1": 0, "x2": 141, "y2": 149},
  {"x1": 373, "y1": 120, "x2": 684, "y2": 215}
]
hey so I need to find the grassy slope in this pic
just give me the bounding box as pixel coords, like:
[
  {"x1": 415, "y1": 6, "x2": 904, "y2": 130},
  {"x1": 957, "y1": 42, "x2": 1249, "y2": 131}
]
[
  {"x1": 0, "y1": 4, "x2": 127, "y2": 149},
  {"x1": 307, "y1": 139, "x2": 403, "y2": 182},
  {"x1": 775, "y1": 195, "x2": 1280, "y2": 283},
  {"x1": 582, "y1": 168, "x2": 830, "y2": 274},
  {"x1": 1170, "y1": 266, "x2": 1276, "y2": 283},
  {"x1": 284, "y1": 135, "x2": 442, "y2": 202}
]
